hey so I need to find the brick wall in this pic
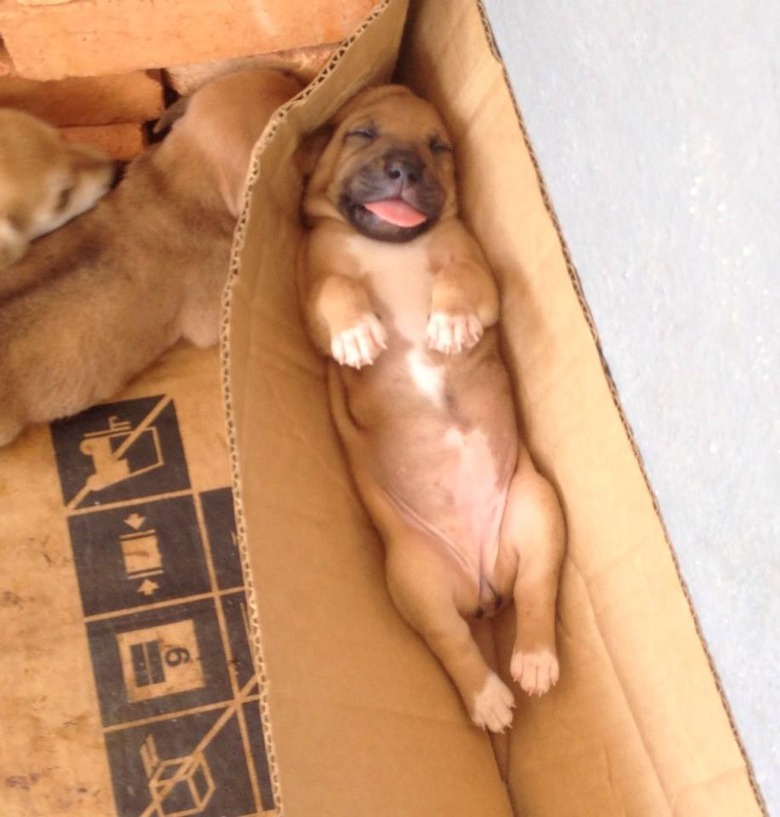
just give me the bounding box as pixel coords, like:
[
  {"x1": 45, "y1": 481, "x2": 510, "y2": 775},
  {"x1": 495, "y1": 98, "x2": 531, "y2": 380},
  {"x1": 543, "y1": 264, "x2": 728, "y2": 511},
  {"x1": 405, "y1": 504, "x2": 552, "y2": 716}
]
[{"x1": 0, "y1": 0, "x2": 380, "y2": 157}]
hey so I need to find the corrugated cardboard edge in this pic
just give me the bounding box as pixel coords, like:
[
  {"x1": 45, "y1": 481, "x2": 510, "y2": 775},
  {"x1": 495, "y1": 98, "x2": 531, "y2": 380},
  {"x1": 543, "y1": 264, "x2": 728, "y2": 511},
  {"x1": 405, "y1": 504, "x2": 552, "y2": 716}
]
[
  {"x1": 218, "y1": 3, "x2": 396, "y2": 812},
  {"x1": 471, "y1": 3, "x2": 768, "y2": 813}
]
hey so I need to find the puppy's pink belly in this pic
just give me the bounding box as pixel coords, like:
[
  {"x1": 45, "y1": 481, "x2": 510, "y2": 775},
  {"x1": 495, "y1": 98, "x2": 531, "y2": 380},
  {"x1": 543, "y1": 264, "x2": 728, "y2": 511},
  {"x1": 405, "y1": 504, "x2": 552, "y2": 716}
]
[
  {"x1": 376, "y1": 423, "x2": 514, "y2": 593},
  {"x1": 335, "y1": 341, "x2": 518, "y2": 605}
]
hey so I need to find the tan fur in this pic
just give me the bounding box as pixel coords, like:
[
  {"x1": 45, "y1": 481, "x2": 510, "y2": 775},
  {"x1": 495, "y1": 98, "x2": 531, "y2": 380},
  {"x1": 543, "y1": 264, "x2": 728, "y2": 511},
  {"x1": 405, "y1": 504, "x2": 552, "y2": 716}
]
[
  {"x1": 0, "y1": 108, "x2": 115, "y2": 269},
  {"x1": 0, "y1": 68, "x2": 302, "y2": 446},
  {"x1": 298, "y1": 85, "x2": 566, "y2": 732}
]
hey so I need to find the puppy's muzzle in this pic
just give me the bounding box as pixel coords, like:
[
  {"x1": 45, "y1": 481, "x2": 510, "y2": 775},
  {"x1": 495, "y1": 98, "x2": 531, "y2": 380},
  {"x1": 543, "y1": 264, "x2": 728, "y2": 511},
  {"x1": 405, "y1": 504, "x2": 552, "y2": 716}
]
[
  {"x1": 339, "y1": 146, "x2": 445, "y2": 244},
  {"x1": 383, "y1": 149, "x2": 424, "y2": 187}
]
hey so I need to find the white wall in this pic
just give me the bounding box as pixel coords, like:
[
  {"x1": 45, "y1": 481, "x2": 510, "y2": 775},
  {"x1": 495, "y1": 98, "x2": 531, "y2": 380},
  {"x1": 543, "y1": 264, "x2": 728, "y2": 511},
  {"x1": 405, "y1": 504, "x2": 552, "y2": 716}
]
[{"x1": 483, "y1": 0, "x2": 779, "y2": 810}]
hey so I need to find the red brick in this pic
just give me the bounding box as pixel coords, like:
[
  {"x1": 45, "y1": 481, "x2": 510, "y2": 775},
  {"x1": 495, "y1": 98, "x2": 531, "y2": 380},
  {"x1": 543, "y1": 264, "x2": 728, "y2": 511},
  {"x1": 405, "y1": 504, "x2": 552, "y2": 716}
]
[
  {"x1": 0, "y1": 0, "x2": 382, "y2": 80},
  {"x1": 0, "y1": 70, "x2": 163, "y2": 126},
  {"x1": 15, "y1": 0, "x2": 76, "y2": 6},
  {"x1": 61, "y1": 122, "x2": 146, "y2": 161}
]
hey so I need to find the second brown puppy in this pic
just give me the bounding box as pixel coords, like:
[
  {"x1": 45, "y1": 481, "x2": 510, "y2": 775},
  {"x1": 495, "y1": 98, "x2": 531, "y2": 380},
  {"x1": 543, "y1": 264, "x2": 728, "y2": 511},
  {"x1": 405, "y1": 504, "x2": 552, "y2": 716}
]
[
  {"x1": 0, "y1": 108, "x2": 115, "y2": 270},
  {"x1": 298, "y1": 85, "x2": 566, "y2": 732},
  {"x1": 0, "y1": 67, "x2": 302, "y2": 446}
]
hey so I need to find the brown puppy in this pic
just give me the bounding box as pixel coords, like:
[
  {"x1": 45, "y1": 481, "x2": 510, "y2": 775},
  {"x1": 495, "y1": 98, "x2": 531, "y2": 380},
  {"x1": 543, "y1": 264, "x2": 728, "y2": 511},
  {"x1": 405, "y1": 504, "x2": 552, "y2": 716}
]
[
  {"x1": 298, "y1": 85, "x2": 566, "y2": 732},
  {"x1": 0, "y1": 68, "x2": 302, "y2": 446},
  {"x1": 0, "y1": 108, "x2": 115, "y2": 269}
]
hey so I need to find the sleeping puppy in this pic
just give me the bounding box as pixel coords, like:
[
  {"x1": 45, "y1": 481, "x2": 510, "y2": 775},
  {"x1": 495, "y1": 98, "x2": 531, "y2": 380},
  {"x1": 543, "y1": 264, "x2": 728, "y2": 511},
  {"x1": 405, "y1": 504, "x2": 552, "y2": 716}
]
[
  {"x1": 298, "y1": 85, "x2": 566, "y2": 732},
  {"x1": 0, "y1": 67, "x2": 302, "y2": 446},
  {"x1": 0, "y1": 108, "x2": 115, "y2": 269}
]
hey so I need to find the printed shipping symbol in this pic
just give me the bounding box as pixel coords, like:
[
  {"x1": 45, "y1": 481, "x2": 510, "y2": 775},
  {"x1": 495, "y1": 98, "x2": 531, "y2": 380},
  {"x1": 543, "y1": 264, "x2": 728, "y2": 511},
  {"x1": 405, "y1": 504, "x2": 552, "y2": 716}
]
[
  {"x1": 137, "y1": 677, "x2": 260, "y2": 817},
  {"x1": 80, "y1": 417, "x2": 163, "y2": 491},
  {"x1": 117, "y1": 619, "x2": 262, "y2": 816},
  {"x1": 141, "y1": 734, "x2": 215, "y2": 817},
  {"x1": 117, "y1": 620, "x2": 206, "y2": 704},
  {"x1": 66, "y1": 397, "x2": 174, "y2": 510},
  {"x1": 120, "y1": 513, "x2": 163, "y2": 597}
]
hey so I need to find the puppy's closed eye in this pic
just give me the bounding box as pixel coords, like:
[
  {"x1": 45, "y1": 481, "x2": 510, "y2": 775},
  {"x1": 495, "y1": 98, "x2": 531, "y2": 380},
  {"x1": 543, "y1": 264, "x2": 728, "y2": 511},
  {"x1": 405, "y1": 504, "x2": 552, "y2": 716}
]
[
  {"x1": 345, "y1": 127, "x2": 377, "y2": 142},
  {"x1": 55, "y1": 184, "x2": 74, "y2": 213},
  {"x1": 429, "y1": 137, "x2": 453, "y2": 155}
]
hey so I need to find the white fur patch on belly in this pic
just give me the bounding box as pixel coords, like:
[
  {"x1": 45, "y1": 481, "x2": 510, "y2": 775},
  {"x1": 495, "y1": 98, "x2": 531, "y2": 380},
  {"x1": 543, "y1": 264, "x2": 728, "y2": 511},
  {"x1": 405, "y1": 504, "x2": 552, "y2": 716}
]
[{"x1": 406, "y1": 348, "x2": 444, "y2": 403}]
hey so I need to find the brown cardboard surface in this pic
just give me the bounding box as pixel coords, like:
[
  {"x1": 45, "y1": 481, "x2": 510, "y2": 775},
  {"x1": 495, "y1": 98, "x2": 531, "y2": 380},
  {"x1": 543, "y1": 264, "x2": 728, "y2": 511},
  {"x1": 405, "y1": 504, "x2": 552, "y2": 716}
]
[
  {"x1": 0, "y1": 345, "x2": 277, "y2": 817},
  {"x1": 226, "y1": 0, "x2": 765, "y2": 815}
]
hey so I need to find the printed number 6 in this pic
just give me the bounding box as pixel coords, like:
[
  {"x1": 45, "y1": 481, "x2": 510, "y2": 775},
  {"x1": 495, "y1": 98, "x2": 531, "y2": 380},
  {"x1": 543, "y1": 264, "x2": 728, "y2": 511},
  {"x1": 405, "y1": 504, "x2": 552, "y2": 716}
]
[{"x1": 164, "y1": 646, "x2": 191, "y2": 667}]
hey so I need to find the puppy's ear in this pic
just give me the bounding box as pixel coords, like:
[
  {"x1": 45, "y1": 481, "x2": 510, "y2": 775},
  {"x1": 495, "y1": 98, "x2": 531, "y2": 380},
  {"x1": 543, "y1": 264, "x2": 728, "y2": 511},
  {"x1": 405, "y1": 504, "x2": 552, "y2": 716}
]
[{"x1": 295, "y1": 124, "x2": 334, "y2": 178}]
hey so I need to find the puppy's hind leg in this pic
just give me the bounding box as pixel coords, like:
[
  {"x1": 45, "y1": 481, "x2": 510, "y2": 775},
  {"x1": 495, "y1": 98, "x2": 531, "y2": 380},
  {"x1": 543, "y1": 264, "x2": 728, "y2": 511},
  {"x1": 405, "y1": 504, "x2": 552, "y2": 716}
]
[
  {"x1": 500, "y1": 448, "x2": 566, "y2": 697},
  {"x1": 385, "y1": 536, "x2": 515, "y2": 733}
]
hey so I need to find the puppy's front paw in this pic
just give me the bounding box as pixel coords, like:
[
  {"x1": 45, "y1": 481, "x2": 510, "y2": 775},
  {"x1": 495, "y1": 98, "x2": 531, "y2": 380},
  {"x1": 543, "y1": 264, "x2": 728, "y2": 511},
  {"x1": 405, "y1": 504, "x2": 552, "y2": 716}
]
[
  {"x1": 470, "y1": 672, "x2": 515, "y2": 733},
  {"x1": 331, "y1": 314, "x2": 387, "y2": 369},
  {"x1": 426, "y1": 311, "x2": 483, "y2": 354},
  {"x1": 510, "y1": 647, "x2": 559, "y2": 697}
]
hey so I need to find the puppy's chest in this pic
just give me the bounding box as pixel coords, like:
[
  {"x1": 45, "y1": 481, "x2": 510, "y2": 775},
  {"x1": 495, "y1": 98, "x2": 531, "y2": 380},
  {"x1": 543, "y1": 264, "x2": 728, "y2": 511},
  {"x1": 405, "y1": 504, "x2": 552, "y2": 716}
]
[{"x1": 345, "y1": 233, "x2": 435, "y2": 344}]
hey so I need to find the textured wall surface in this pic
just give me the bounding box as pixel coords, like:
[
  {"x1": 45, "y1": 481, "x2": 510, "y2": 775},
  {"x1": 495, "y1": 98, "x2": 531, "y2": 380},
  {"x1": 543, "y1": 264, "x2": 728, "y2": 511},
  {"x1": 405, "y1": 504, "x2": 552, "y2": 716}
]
[{"x1": 483, "y1": 0, "x2": 779, "y2": 810}]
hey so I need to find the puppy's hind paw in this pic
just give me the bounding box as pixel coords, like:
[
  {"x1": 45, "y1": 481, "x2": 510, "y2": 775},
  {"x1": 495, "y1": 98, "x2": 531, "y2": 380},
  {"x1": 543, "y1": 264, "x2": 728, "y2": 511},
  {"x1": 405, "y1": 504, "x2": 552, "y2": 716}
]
[
  {"x1": 331, "y1": 314, "x2": 387, "y2": 369},
  {"x1": 510, "y1": 647, "x2": 559, "y2": 697},
  {"x1": 426, "y1": 311, "x2": 483, "y2": 354},
  {"x1": 470, "y1": 672, "x2": 515, "y2": 733}
]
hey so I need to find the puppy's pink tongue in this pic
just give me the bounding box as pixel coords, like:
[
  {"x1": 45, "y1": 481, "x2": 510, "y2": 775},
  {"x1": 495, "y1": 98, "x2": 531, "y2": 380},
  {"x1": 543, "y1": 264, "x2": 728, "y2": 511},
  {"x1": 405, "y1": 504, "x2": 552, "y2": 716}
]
[{"x1": 363, "y1": 199, "x2": 427, "y2": 228}]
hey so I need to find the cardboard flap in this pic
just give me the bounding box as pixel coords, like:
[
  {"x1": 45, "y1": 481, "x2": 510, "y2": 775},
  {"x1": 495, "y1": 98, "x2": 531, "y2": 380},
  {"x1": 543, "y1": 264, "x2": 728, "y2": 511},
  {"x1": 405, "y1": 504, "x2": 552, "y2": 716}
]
[{"x1": 226, "y1": 0, "x2": 764, "y2": 815}]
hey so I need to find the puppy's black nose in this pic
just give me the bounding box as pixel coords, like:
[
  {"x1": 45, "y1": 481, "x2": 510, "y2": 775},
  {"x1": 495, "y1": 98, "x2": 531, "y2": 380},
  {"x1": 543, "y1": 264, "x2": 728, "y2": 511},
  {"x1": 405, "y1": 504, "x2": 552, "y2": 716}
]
[{"x1": 384, "y1": 150, "x2": 424, "y2": 185}]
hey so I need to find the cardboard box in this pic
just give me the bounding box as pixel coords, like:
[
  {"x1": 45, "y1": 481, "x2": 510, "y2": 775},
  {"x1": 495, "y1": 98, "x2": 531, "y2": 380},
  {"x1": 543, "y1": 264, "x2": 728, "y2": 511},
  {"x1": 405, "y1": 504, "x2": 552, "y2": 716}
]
[
  {"x1": 0, "y1": 0, "x2": 767, "y2": 815},
  {"x1": 225, "y1": 0, "x2": 766, "y2": 814}
]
